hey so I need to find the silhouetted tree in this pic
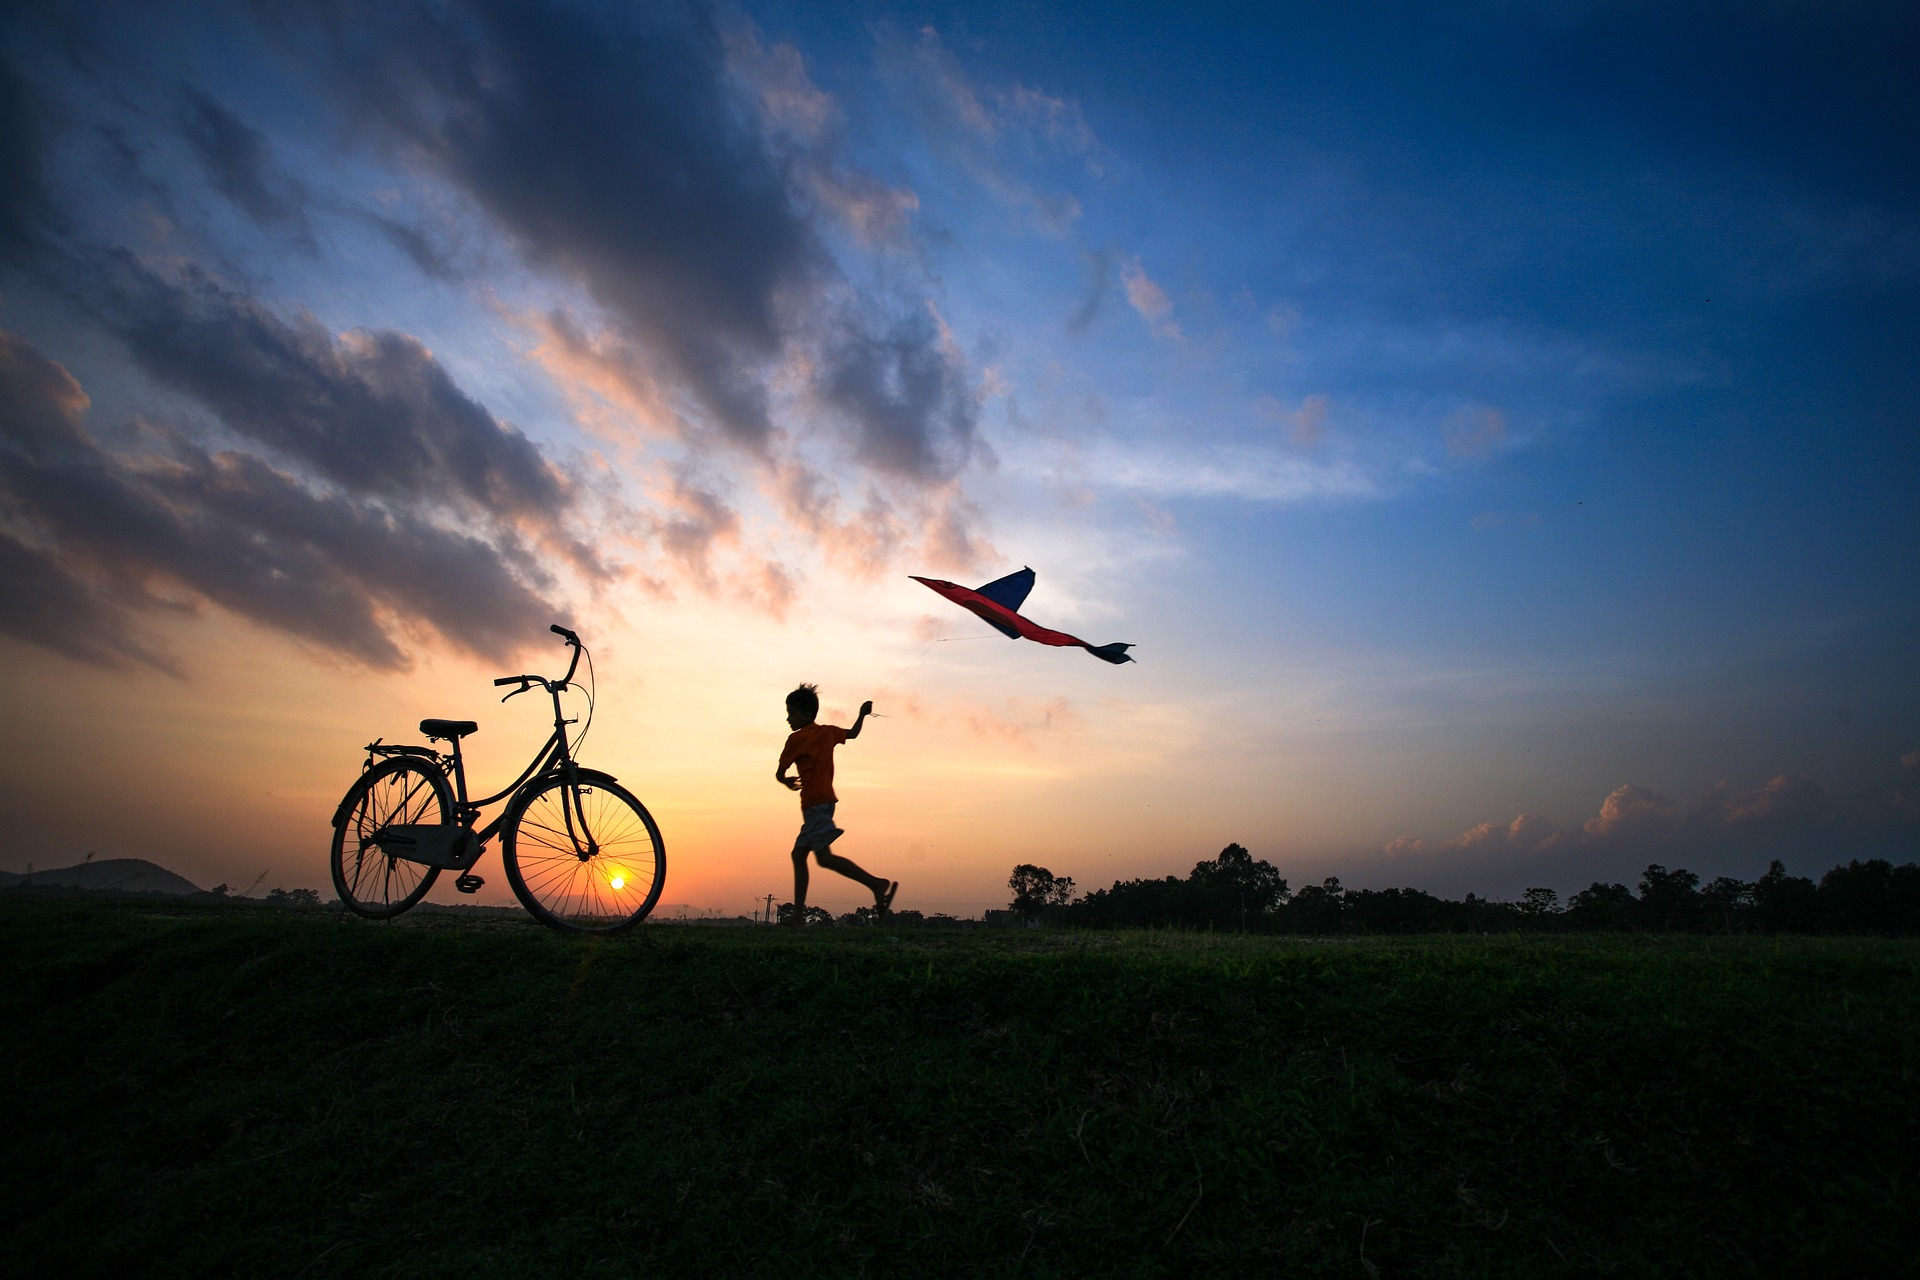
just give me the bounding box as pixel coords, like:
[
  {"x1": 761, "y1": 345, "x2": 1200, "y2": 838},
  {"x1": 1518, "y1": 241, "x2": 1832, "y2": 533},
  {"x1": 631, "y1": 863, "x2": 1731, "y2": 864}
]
[
  {"x1": 1342, "y1": 885, "x2": 1473, "y2": 934},
  {"x1": 1282, "y1": 877, "x2": 1347, "y2": 934},
  {"x1": 1699, "y1": 876, "x2": 1753, "y2": 933},
  {"x1": 1008, "y1": 864, "x2": 1077, "y2": 922},
  {"x1": 1566, "y1": 881, "x2": 1634, "y2": 930},
  {"x1": 1041, "y1": 850, "x2": 1919, "y2": 936},
  {"x1": 1752, "y1": 860, "x2": 1820, "y2": 932},
  {"x1": 1818, "y1": 859, "x2": 1920, "y2": 935},
  {"x1": 1519, "y1": 887, "x2": 1561, "y2": 917},
  {"x1": 1187, "y1": 843, "x2": 1289, "y2": 931},
  {"x1": 1637, "y1": 864, "x2": 1703, "y2": 931}
]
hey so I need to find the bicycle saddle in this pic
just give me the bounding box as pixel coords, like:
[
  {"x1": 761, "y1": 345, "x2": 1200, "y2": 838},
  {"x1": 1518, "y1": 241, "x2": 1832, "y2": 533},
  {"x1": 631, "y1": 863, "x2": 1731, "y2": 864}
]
[{"x1": 420, "y1": 718, "x2": 479, "y2": 740}]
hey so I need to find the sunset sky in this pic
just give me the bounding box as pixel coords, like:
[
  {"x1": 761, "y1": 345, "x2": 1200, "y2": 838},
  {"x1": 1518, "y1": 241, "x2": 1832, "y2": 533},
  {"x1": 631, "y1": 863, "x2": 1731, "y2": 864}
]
[{"x1": 3, "y1": 0, "x2": 1916, "y2": 916}]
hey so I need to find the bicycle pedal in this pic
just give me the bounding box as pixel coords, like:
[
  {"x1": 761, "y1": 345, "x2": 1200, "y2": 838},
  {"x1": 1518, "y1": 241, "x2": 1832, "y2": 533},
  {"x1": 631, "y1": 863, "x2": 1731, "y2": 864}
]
[{"x1": 454, "y1": 875, "x2": 485, "y2": 894}]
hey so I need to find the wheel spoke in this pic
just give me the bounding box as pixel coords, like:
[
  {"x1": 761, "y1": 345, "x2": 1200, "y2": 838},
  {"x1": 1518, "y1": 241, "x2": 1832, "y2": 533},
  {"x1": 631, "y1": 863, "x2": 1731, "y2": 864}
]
[
  {"x1": 505, "y1": 776, "x2": 661, "y2": 931},
  {"x1": 330, "y1": 759, "x2": 447, "y2": 918}
]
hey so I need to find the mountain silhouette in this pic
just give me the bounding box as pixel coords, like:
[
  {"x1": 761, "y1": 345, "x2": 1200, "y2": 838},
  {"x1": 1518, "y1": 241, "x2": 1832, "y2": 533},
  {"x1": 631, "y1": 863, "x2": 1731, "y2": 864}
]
[{"x1": 1, "y1": 858, "x2": 204, "y2": 896}]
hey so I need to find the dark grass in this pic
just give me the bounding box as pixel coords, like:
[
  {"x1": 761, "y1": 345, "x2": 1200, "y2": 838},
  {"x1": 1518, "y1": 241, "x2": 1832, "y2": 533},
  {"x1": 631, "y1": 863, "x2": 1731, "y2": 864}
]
[{"x1": 4, "y1": 899, "x2": 1917, "y2": 1277}]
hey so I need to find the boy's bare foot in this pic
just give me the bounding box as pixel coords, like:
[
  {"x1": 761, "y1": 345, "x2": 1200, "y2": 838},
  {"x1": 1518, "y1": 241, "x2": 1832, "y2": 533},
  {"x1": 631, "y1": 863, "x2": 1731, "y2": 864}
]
[{"x1": 876, "y1": 880, "x2": 899, "y2": 914}]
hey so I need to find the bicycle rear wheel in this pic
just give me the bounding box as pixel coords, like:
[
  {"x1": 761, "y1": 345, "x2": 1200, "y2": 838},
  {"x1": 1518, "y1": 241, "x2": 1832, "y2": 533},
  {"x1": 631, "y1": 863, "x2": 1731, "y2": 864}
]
[
  {"x1": 330, "y1": 757, "x2": 452, "y2": 918},
  {"x1": 502, "y1": 769, "x2": 664, "y2": 933}
]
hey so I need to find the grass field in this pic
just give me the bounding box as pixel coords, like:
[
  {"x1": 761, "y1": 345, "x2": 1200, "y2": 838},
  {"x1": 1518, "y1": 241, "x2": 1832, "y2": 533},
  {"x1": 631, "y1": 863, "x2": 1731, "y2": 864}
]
[{"x1": 5, "y1": 899, "x2": 1917, "y2": 1277}]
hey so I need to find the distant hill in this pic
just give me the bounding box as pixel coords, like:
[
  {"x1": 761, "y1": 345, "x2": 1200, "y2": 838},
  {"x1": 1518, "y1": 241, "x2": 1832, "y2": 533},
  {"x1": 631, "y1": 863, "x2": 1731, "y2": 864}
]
[{"x1": 0, "y1": 858, "x2": 204, "y2": 897}]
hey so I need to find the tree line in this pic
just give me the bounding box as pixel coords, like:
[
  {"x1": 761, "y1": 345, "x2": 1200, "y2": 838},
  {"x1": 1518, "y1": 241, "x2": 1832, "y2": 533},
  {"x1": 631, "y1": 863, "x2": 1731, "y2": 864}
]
[{"x1": 1007, "y1": 846, "x2": 1920, "y2": 935}]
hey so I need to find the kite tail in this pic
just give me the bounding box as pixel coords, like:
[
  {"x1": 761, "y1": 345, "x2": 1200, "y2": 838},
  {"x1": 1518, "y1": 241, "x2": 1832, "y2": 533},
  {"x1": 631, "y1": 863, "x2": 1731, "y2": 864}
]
[{"x1": 1082, "y1": 642, "x2": 1135, "y2": 665}]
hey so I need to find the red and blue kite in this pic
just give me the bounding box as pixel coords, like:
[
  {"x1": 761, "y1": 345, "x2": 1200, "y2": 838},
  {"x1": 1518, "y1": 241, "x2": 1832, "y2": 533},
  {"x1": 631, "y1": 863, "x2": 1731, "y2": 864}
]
[{"x1": 911, "y1": 567, "x2": 1135, "y2": 664}]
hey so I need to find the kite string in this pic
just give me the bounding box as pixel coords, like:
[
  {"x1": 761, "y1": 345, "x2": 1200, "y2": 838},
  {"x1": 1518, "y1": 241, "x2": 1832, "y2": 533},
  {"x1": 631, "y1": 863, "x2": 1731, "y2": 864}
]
[{"x1": 869, "y1": 635, "x2": 999, "y2": 713}]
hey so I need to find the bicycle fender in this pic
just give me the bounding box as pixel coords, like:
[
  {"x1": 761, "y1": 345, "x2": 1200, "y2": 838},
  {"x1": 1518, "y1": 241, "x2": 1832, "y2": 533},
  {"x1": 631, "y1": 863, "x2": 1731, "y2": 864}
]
[{"x1": 527, "y1": 765, "x2": 619, "y2": 789}]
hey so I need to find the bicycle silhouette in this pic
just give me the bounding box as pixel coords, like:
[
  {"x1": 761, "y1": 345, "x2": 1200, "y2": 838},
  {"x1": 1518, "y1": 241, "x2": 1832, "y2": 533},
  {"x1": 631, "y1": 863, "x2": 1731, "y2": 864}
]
[{"x1": 329, "y1": 625, "x2": 665, "y2": 933}]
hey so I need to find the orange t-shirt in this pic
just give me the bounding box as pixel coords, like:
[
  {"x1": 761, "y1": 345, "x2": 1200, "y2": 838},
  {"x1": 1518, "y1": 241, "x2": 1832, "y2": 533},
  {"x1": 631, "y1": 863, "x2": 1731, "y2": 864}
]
[{"x1": 780, "y1": 724, "x2": 849, "y2": 809}]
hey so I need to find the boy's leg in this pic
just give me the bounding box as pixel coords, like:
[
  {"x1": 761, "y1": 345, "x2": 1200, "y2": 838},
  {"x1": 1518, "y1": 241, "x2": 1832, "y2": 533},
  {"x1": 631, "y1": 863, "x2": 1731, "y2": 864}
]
[
  {"x1": 790, "y1": 845, "x2": 811, "y2": 917},
  {"x1": 813, "y1": 846, "x2": 895, "y2": 908}
]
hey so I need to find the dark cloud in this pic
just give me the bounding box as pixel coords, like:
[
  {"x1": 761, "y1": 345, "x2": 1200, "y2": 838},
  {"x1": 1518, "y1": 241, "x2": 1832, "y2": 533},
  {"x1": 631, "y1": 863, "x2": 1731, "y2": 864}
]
[
  {"x1": 180, "y1": 88, "x2": 310, "y2": 236},
  {"x1": 817, "y1": 310, "x2": 978, "y2": 482},
  {"x1": 276, "y1": 0, "x2": 979, "y2": 496},
  {"x1": 293, "y1": 0, "x2": 817, "y2": 449},
  {"x1": 0, "y1": 57, "x2": 55, "y2": 260},
  {"x1": 0, "y1": 328, "x2": 564, "y2": 670},
  {"x1": 89, "y1": 257, "x2": 578, "y2": 540},
  {"x1": 355, "y1": 209, "x2": 457, "y2": 280},
  {"x1": 0, "y1": 529, "x2": 177, "y2": 671}
]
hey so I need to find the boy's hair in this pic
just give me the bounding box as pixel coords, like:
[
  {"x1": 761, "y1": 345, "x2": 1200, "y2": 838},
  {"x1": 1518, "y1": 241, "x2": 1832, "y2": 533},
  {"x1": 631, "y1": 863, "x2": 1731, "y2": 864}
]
[{"x1": 786, "y1": 683, "x2": 819, "y2": 720}]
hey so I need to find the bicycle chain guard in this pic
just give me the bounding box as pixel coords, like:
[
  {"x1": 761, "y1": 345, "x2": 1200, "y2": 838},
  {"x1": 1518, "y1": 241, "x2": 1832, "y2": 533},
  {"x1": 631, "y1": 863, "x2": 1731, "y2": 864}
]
[{"x1": 372, "y1": 823, "x2": 481, "y2": 870}]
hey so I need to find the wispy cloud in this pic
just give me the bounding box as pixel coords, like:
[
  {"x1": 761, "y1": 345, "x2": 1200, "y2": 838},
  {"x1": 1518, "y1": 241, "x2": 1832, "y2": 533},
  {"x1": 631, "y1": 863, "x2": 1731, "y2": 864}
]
[
  {"x1": 876, "y1": 26, "x2": 1102, "y2": 235},
  {"x1": 1120, "y1": 256, "x2": 1182, "y2": 342},
  {"x1": 725, "y1": 24, "x2": 920, "y2": 249},
  {"x1": 1009, "y1": 437, "x2": 1380, "y2": 504},
  {"x1": 179, "y1": 88, "x2": 312, "y2": 242}
]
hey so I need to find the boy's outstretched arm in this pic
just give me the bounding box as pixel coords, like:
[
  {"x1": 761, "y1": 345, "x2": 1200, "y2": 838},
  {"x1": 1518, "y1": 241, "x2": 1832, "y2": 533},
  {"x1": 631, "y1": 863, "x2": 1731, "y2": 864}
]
[{"x1": 845, "y1": 700, "x2": 874, "y2": 740}]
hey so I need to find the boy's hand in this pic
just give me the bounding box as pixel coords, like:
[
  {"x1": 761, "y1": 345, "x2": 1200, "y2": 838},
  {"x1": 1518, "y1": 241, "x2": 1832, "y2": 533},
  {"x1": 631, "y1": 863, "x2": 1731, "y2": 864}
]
[
  {"x1": 777, "y1": 771, "x2": 800, "y2": 791},
  {"x1": 859, "y1": 700, "x2": 874, "y2": 717}
]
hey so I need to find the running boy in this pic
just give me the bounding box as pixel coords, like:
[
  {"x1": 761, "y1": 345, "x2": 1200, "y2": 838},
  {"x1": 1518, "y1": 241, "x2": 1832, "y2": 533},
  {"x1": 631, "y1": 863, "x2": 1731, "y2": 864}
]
[{"x1": 777, "y1": 683, "x2": 897, "y2": 921}]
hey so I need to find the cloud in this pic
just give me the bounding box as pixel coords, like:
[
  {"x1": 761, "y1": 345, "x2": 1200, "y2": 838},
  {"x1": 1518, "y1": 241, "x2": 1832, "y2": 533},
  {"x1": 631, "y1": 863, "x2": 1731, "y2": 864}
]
[
  {"x1": 768, "y1": 461, "x2": 903, "y2": 577},
  {"x1": 992, "y1": 84, "x2": 1108, "y2": 175},
  {"x1": 1256, "y1": 393, "x2": 1329, "y2": 447},
  {"x1": 813, "y1": 306, "x2": 980, "y2": 483},
  {"x1": 288, "y1": 0, "x2": 984, "y2": 546},
  {"x1": 653, "y1": 472, "x2": 740, "y2": 590},
  {"x1": 0, "y1": 328, "x2": 572, "y2": 671},
  {"x1": 1032, "y1": 438, "x2": 1378, "y2": 504},
  {"x1": 1120, "y1": 256, "x2": 1181, "y2": 341},
  {"x1": 949, "y1": 695, "x2": 1082, "y2": 748},
  {"x1": 294, "y1": 0, "x2": 819, "y2": 449},
  {"x1": 766, "y1": 460, "x2": 991, "y2": 580},
  {"x1": 14, "y1": 3, "x2": 1002, "y2": 614},
  {"x1": 902, "y1": 29, "x2": 1106, "y2": 176},
  {"x1": 725, "y1": 24, "x2": 919, "y2": 248},
  {"x1": 180, "y1": 89, "x2": 311, "y2": 238},
  {"x1": 1382, "y1": 773, "x2": 1919, "y2": 887},
  {"x1": 84, "y1": 257, "x2": 610, "y2": 572},
  {"x1": 879, "y1": 27, "x2": 1097, "y2": 234},
  {"x1": 1443, "y1": 404, "x2": 1507, "y2": 458},
  {"x1": 0, "y1": 57, "x2": 54, "y2": 261},
  {"x1": 1065, "y1": 248, "x2": 1113, "y2": 333}
]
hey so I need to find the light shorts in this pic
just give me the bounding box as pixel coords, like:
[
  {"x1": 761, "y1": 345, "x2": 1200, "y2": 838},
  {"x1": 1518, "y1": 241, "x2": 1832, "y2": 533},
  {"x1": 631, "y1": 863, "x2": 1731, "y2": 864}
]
[{"x1": 792, "y1": 802, "x2": 844, "y2": 855}]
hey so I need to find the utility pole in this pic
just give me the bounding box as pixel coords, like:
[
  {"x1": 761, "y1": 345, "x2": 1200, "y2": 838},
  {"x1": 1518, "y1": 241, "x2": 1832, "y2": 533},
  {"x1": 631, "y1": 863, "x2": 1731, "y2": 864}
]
[{"x1": 761, "y1": 894, "x2": 776, "y2": 924}]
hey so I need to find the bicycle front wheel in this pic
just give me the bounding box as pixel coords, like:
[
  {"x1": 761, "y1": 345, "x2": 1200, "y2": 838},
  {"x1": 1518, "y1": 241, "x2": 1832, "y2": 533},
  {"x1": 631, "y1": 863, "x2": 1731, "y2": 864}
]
[
  {"x1": 330, "y1": 757, "x2": 452, "y2": 918},
  {"x1": 502, "y1": 769, "x2": 665, "y2": 933}
]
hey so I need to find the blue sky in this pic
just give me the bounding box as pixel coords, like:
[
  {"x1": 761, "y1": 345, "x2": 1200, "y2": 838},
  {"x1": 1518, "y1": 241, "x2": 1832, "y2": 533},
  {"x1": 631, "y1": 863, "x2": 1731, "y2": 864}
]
[{"x1": 1, "y1": 0, "x2": 1915, "y2": 908}]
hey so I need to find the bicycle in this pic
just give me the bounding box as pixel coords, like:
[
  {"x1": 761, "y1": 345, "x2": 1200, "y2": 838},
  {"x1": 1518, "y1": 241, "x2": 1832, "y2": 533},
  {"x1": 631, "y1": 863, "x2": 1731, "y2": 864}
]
[{"x1": 328, "y1": 624, "x2": 666, "y2": 933}]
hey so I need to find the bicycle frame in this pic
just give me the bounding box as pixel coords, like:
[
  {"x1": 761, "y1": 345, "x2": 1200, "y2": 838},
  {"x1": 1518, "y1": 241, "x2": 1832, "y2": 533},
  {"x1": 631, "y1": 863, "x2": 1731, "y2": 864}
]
[{"x1": 365, "y1": 634, "x2": 606, "y2": 869}]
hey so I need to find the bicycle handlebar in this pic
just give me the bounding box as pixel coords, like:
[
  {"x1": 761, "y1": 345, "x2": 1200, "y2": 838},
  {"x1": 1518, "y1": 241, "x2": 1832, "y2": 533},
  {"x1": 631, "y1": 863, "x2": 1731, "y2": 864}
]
[
  {"x1": 553, "y1": 623, "x2": 582, "y2": 687},
  {"x1": 491, "y1": 625, "x2": 583, "y2": 694}
]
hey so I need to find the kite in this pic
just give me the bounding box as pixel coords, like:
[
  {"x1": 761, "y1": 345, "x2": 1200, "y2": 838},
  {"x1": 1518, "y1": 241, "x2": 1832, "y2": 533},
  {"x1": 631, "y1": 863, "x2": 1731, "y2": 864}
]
[{"x1": 910, "y1": 567, "x2": 1135, "y2": 664}]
